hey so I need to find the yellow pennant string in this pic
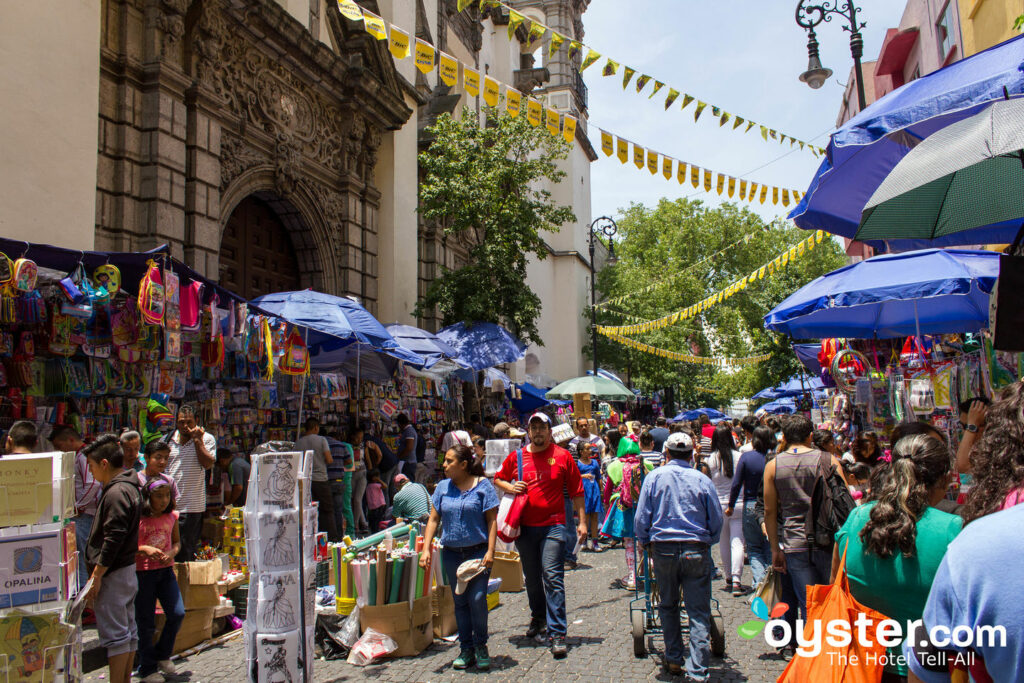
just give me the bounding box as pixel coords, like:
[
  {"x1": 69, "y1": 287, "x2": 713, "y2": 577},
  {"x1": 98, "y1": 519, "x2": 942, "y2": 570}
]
[
  {"x1": 388, "y1": 25, "x2": 410, "y2": 59},
  {"x1": 506, "y1": 88, "x2": 522, "y2": 117},
  {"x1": 336, "y1": 0, "x2": 363, "y2": 22},
  {"x1": 663, "y1": 156, "x2": 673, "y2": 180},
  {"x1": 362, "y1": 11, "x2": 388, "y2": 40},
  {"x1": 617, "y1": 138, "x2": 629, "y2": 164},
  {"x1": 545, "y1": 107, "x2": 561, "y2": 137},
  {"x1": 414, "y1": 40, "x2": 435, "y2": 73},
  {"x1": 633, "y1": 145, "x2": 645, "y2": 169},
  {"x1": 601, "y1": 130, "x2": 614, "y2": 156},
  {"x1": 527, "y1": 99, "x2": 542, "y2": 127},
  {"x1": 438, "y1": 52, "x2": 458, "y2": 86},
  {"x1": 647, "y1": 150, "x2": 659, "y2": 175},
  {"x1": 563, "y1": 115, "x2": 577, "y2": 144},
  {"x1": 463, "y1": 67, "x2": 480, "y2": 96}
]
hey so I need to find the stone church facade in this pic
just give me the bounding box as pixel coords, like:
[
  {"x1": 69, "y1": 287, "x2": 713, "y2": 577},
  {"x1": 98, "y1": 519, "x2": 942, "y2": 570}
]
[{"x1": 96, "y1": 0, "x2": 412, "y2": 315}]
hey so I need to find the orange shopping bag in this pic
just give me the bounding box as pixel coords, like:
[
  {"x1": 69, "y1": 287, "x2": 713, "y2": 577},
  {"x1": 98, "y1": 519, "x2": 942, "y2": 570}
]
[{"x1": 777, "y1": 549, "x2": 888, "y2": 683}]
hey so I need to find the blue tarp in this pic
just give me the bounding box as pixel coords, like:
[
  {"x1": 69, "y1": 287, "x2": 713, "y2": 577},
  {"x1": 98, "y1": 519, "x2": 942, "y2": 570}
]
[
  {"x1": 384, "y1": 324, "x2": 462, "y2": 369},
  {"x1": 793, "y1": 343, "x2": 822, "y2": 376},
  {"x1": 673, "y1": 408, "x2": 728, "y2": 422},
  {"x1": 789, "y1": 33, "x2": 1024, "y2": 250},
  {"x1": 509, "y1": 382, "x2": 569, "y2": 414},
  {"x1": 437, "y1": 322, "x2": 527, "y2": 371},
  {"x1": 765, "y1": 249, "x2": 999, "y2": 339},
  {"x1": 251, "y1": 290, "x2": 425, "y2": 366}
]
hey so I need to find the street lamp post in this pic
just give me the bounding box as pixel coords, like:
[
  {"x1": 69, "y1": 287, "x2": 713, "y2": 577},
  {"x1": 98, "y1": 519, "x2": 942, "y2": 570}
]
[
  {"x1": 588, "y1": 216, "x2": 618, "y2": 376},
  {"x1": 795, "y1": 1, "x2": 867, "y2": 112}
]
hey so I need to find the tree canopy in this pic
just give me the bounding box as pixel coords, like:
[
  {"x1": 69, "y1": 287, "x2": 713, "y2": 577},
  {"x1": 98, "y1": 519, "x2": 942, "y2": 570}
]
[
  {"x1": 416, "y1": 107, "x2": 576, "y2": 346},
  {"x1": 590, "y1": 198, "x2": 845, "y2": 408}
]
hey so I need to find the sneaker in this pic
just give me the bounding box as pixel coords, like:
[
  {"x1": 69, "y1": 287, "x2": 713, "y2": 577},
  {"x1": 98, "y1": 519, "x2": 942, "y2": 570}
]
[
  {"x1": 475, "y1": 645, "x2": 491, "y2": 670},
  {"x1": 525, "y1": 618, "x2": 547, "y2": 639},
  {"x1": 549, "y1": 635, "x2": 567, "y2": 659},
  {"x1": 157, "y1": 660, "x2": 176, "y2": 675},
  {"x1": 660, "y1": 659, "x2": 683, "y2": 676},
  {"x1": 733, "y1": 583, "x2": 745, "y2": 597},
  {"x1": 140, "y1": 673, "x2": 165, "y2": 683},
  {"x1": 453, "y1": 648, "x2": 476, "y2": 669}
]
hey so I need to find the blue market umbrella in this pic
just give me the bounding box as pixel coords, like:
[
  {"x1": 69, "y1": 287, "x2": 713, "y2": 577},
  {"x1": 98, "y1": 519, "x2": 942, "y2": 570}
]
[
  {"x1": 437, "y1": 322, "x2": 527, "y2": 371},
  {"x1": 774, "y1": 375, "x2": 825, "y2": 397},
  {"x1": 758, "y1": 398, "x2": 796, "y2": 415},
  {"x1": 752, "y1": 386, "x2": 785, "y2": 400},
  {"x1": 385, "y1": 324, "x2": 463, "y2": 369},
  {"x1": 790, "y1": 33, "x2": 1024, "y2": 250},
  {"x1": 764, "y1": 249, "x2": 999, "y2": 339},
  {"x1": 509, "y1": 382, "x2": 570, "y2": 414},
  {"x1": 251, "y1": 290, "x2": 425, "y2": 366}
]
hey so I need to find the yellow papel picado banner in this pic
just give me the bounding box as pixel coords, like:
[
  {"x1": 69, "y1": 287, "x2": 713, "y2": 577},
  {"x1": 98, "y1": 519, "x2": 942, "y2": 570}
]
[
  {"x1": 603, "y1": 331, "x2": 772, "y2": 367},
  {"x1": 596, "y1": 231, "x2": 826, "y2": 336},
  {"x1": 450, "y1": 0, "x2": 827, "y2": 157},
  {"x1": 336, "y1": 0, "x2": 807, "y2": 203}
]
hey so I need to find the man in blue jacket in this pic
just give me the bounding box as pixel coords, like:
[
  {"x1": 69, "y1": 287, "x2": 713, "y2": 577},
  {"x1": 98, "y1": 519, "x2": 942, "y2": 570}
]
[{"x1": 634, "y1": 432, "x2": 723, "y2": 681}]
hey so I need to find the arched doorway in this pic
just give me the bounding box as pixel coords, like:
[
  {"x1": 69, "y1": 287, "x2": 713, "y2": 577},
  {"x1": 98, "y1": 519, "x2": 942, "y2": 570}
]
[{"x1": 220, "y1": 195, "x2": 301, "y2": 299}]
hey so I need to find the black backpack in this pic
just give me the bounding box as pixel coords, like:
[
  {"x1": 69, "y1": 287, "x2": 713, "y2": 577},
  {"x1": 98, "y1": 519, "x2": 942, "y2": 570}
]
[{"x1": 808, "y1": 451, "x2": 856, "y2": 551}]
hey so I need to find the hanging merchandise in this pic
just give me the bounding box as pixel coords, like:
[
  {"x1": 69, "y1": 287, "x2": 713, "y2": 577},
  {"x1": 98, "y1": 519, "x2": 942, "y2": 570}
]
[
  {"x1": 138, "y1": 259, "x2": 165, "y2": 325},
  {"x1": 279, "y1": 328, "x2": 309, "y2": 376},
  {"x1": 163, "y1": 266, "x2": 181, "y2": 361},
  {"x1": 908, "y1": 377, "x2": 936, "y2": 416},
  {"x1": 93, "y1": 263, "x2": 121, "y2": 297},
  {"x1": 12, "y1": 257, "x2": 37, "y2": 293}
]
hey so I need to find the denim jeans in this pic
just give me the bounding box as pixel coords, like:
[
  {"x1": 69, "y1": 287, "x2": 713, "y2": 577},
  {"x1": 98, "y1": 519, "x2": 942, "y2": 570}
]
[
  {"x1": 785, "y1": 548, "x2": 831, "y2": 622},
  {"x1": 562, "y1": 498, "x2": 577, "y2": 563},
  {"x1": 442, "y1": 544, "x2": 490, "y2": 649},
  {"x1": 73, "y1": 514, "x2": 93, "y2": 592},
  {"x1": 135, "y1": 566, "x2": 185, "y2": 675},
  {"x1": 742, "y1": 501, "x2": 770, "y2": 588},
  {"x1": 310, "y1": 480, "x2": 340, "y2": 542},
  {"x1": 651, "y1": 541, "x2": 713, "y2": 681},
  {"x1": 515, "y1": 524, "x2": 567, "y2": 636},
  {"x1": 330, "y1": 474, "x2": 353, "y2": 537}
]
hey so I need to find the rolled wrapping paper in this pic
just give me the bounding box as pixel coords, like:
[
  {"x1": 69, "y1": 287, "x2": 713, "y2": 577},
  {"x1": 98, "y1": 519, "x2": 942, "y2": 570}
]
[
  {"x1": 415, "y1": 555, "x2": 426, "y2": 599},
  {"x1": 341, "y1": 524, "x2": 411, "y2": 559},
  {"x1": 351, "y1": 560, "x2": 363, "y2": 602},
  {"x1": 375, "y1": 550, "x2": 386, "y2": 606},
  {"x1": 339, "y1": 557, "x2": 350, "y2": 600},
  {"x1": 406, "y1": 551, "x2": 417, "y2": 606},
  {"x1": 390, "y1": 556, "x2": 405, "y2": 604},
  {"x1": 432, "y1": 544, "x2": 444, "y2": 586},
  {"x1": 368, "y1": 560, "x2": 377, "y2": 606}
]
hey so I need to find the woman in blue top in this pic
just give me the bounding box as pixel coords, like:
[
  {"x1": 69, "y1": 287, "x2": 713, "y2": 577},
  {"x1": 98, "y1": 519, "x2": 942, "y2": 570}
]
[
  {"x1": 725, "y1": 426, "x2": 772, "y2": 589},
  {"x1": 420, "y1": 445, "x2": 499, "y2": 671}
]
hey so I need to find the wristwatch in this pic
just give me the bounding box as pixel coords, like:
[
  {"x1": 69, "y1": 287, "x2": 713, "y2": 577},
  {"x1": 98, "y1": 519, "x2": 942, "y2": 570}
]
[{"x1": 964, "y1": 423, "x2": 979, "y2": 433}]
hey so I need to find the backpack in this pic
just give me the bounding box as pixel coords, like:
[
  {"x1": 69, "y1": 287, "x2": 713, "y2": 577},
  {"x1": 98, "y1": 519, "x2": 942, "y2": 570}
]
[
  {"x1": 617, "y1": 457, "x2": 645, "y2": 510},
  {"x1": 808, "y1": 451, "x2": 856, "y2": 551}
]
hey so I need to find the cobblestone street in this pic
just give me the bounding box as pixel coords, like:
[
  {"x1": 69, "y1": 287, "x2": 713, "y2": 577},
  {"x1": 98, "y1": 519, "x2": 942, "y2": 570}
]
[{"x1": 87, "y1": 545, "x2": 787, "y2": 683}]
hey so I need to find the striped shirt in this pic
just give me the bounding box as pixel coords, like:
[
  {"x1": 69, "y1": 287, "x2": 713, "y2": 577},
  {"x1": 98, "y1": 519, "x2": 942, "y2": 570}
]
[
  {"x1": 391, "y1": 482, "x2": 432, "y2": 521},
  {"x1": 166, "y1": 430, "x2": 217, "y2": 514},
  {"x1": 74, "y1": 450, "x2": 102, "y2": 516}
]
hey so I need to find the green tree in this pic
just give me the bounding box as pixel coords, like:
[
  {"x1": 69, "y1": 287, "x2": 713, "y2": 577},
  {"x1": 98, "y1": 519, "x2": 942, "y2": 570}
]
[
  {"x1": 589, "y1": 198, "x2": 845, "y2": 407},
  {"x1": 416, "y1": 107, "x2": 576, "y2": 346}
]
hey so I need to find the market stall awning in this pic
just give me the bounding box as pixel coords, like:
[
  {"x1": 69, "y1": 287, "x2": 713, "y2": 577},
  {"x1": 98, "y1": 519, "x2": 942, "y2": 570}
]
[
  {"x1": 789, "y1": 33, "x2": 1024, "y2": 250},
  {"x1": 251, "y1": 290, "x2": 425, "y2": 366},
  {"x1": 764, "y1": 248, "x2": 999, "y2": 339},
  {"x1": 792, "y1": 343, "x2": 823, "y2": 376},
  {"x1": 545, "y1": 375, "x2": 634, "y2": 401},
  {"x1": 509, "y1": 382, "x2": 569, "y2": 414},
  {"x1": 672, "y1": 408, "x2": 728, "y2": 422},
  {"x1": 757, "y1": 398, "x2": 796, "y2": 415},
  {"x1": 436, "y1": 322, "x2": 527, "y2": 371},
  {"x1": 385, "y1": 323, "x2": 465, "y2": 370}
]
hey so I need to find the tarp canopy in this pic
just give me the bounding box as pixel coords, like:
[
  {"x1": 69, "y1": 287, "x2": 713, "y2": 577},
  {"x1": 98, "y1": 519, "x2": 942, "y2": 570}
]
[
  {"x1": 385, "y1": 324, "x2": 464, "y2": 369},
  {"x1": 789, "y1": 33, "x2": 1024, "y2": 250},
  {"x1": 764, "y1": 249, "x2": 999, "y2": 339},
  {"x1": 251, "y1": 290, "x2": 425, "y2": 366},
  {"x1": 509, "y1": 382, "x2": 569, "y2": 414},
  {"x1": 793, "y1": 343, "x2": 823, "y2": 376},
  {"x1": 672, "y1": 407, "x2": 729, "y2": 422},
  {"x1": 437, "y1": 322, "x2": 527, "y2": 371}
]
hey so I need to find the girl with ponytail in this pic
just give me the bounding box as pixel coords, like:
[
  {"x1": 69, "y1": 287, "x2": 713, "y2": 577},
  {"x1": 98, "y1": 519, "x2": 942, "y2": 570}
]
[{"x1": 831, "y1": 435, "x2": 963, "y2": 681}]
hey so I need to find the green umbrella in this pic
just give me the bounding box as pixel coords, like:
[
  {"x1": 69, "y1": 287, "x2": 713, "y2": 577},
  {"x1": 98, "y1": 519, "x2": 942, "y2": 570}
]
[
  {"x1": 545, "y1": 375, "x2": 635, "y2": 401},
  {"x1": 856, "y1": 98, "x2": 1024, "y2": 244}
]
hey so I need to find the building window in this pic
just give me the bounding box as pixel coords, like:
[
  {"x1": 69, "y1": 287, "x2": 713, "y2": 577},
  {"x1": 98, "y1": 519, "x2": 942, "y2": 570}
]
[{"x1": 936, "y1": 1, "x2": 955, "y2": 61}]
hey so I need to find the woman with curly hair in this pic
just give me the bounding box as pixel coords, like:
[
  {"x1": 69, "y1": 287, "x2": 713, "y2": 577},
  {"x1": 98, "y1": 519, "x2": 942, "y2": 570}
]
[
  {"x1": 961, "y1": 382, "x2": 1024, "y2": 524},
  {"x1": 831, "y1": 435, "x2": 962, "y2": 682}
]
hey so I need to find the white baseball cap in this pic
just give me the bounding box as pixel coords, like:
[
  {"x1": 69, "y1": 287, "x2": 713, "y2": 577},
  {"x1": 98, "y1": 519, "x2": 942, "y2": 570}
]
[
  {"x1": 665, "y1": 432, "x2": 695, "y2": 453},
  {"x1": 528, "y1": 412, "x2": 551, "y2": 425}
]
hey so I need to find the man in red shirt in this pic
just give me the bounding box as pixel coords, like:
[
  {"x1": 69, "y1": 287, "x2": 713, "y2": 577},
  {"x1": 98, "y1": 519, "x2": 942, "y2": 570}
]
[{"x1": 495, "y1": 412, "x2": 585, "y2": 659}]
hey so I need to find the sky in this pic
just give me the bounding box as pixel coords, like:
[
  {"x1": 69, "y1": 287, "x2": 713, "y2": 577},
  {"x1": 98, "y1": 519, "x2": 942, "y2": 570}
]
[{"x1": 581, "y1": 1, "x2": 908, "y2": 224}]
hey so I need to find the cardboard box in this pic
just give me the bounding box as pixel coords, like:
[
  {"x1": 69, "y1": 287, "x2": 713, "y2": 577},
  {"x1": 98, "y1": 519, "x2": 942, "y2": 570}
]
[
  {"x1": 179, "y1": 582, "x2": 221, "y2": 610},
  {"x1": 154, "y1": 607, "x2": 214, "y2": 655},
  {"x1": 201, "y1": 518, "x2": 224, "y2": 545},
  {"x1": 183, "y1": 558, "x2": 222, "y2": 585},
  {"x1": 360, "y1": 595, "x2": 432, "y2": 657},
  {"x1": 573, "y1": 393, "x2": 592, "y2": 420},
  {"x1": 431, "y1": 586, "x2": 457, "y2": 638},
  {"x1": 491, "y1": 551, "x2": 524, "y2": 592}
]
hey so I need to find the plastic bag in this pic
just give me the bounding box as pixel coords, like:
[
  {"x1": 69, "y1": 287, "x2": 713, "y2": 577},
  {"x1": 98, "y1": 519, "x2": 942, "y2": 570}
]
[
  {"x1": 346, "y1": 628, "x2": 397, "y2": 666},
  {"x1": 339, "y1": 603, "x2": 361, "y2": 648}
]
